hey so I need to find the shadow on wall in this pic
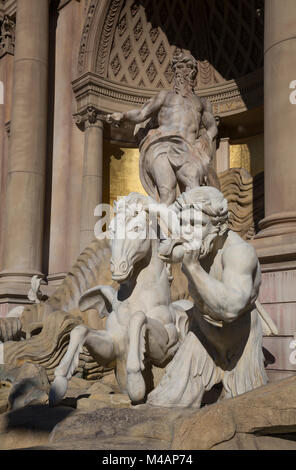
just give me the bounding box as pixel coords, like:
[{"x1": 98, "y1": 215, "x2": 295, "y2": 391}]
[{"x1": 136, "y1": 0, "x2": 264, "y2": 85}]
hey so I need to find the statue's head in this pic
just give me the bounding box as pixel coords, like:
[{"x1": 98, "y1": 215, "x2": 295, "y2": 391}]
[
  {"x1": 157, "y1": 187, "x2": 228, "y2": 262},
  {"x1": 172, "y1": 49, "x2": 198, "y2": 92},
  {"x1": 176, "y1": 186, "x2": 228, "y2": 259}
]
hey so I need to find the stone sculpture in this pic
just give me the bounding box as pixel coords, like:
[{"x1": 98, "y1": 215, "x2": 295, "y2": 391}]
[
  {"x1": 107, "y1": 50, "x2": 219, "y2": 205},
  {"x1": 147, "y1": 186, "x2": 277, "y2": 407},
  {"x1": 49, "y1": 186, "x2": 277, "y2": 409},
  {"x1": 1, "y1": 48, "x2": 275, "y2": 414},
  {"x1": 49, "y1": 193, "x2": 191, "y2": 406}
]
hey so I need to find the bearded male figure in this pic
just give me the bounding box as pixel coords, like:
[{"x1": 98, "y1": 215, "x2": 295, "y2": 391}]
[
  {"x1": 147, "y1": 186, "x2": 275, "y2": 408},
  {"x1": 107, "y1": 50, "x2": 219, "y2": 206}
]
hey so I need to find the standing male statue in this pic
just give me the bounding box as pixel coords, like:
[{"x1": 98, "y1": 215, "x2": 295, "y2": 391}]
[
  {"x1": 147, "y1": 186, "x2": 277, "y2": 408},
  {"x1": 107, "y1": 50, "x2": 219, "y2": 205}
]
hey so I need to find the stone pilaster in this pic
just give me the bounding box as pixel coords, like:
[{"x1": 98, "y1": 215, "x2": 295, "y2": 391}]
[
  {"x1": 75, "y1": 106, "x2": 104, "y2": 252},
  {"x1": 0, "y1": 0, "x2": 49, "y2": 305}
]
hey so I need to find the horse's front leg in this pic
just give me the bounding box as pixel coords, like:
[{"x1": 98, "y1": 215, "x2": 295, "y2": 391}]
[
  {"x1": 126, "y1": 311, "x2": 147, "y2": 404},
  {"x1": 49, "y1": 324, "x2": 114, "y2": 406}
]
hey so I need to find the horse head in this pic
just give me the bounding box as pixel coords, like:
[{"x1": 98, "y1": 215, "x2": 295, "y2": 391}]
[{"x1": 108, "y1": 193, "x2": 156, "y2": 283}]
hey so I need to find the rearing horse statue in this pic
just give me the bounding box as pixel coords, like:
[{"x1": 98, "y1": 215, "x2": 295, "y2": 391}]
[{"x1": 49, "y1": 193, "x2": 191, "y2": 405}]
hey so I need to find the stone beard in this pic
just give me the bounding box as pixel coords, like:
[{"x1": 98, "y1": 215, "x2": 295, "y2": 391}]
[
  {"x1": 173, "y1": 72, "x2": 195, "y2": 97},
  {"x1": 173, "y1": 59, "x2": 197, "y2": 97}
]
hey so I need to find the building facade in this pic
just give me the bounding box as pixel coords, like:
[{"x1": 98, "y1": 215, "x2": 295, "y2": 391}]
[{"x1": 0, "y1": 0, "x2": 295, "y2": 381}]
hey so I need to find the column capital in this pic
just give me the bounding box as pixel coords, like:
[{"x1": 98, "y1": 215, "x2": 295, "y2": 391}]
[{"x1": 73, "y1": 106, "x2": 105, "y2": 131}]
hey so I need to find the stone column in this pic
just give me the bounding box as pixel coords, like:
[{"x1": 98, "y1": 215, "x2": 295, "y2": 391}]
[
  {"x1": 0, "y1": 15, "x2": 15, "y2": 274},
  {"x1": 253, "y1": 0, "x2": 296, "y2": 262},
  {"x1": 0, "y1": 0, "x2": 49, "y2": 299},
  {"x1": 252, "y1": 0, "x2": 296, "y2": 382},
  {"x1": 77, "y1": 107, "x2": 104, "y2": 252}
]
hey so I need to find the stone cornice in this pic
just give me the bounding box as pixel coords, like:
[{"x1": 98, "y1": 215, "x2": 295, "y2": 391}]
[{"x1": 72, "y1": 68, "x2": 263, "y2": 118}]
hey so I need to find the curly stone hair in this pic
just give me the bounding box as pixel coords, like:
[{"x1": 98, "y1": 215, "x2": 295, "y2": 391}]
[
  {"x1": 174, "y1": 186, "x2": 229, "y2": 236},
  {"x1": 171, "y1": 49, "x2": 198, "y2": 83}
]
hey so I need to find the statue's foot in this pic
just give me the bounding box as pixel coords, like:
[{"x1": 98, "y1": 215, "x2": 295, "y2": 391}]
[
  {"x1": 126, "y1": 371, "x2": 146, "y2": 404},
  {"x1": 49, "y1": 375, "x2": 68, "y2": 407}
]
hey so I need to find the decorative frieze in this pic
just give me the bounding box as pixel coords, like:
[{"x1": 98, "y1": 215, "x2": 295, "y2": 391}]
[
  {"x1": 73, "y1": 69, "x2": 263, "y2": 118},
  {"x1": 0, "y1": 14, "x2": 15, "y2": 57}
]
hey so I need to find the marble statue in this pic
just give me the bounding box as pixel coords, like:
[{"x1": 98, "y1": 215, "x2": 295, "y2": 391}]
[
  {"x1": 107, "y1": 50, "x2": 219, "y2": 205},
  {"x1": 146, "y1": 186, "x2": 277, "y2": 408},
  {"x1": 49, "y1": 193, "x2": 191, "y2": 406},
  {"x1": 1, "y1": 48, "x2": 277, "y2": 413}
]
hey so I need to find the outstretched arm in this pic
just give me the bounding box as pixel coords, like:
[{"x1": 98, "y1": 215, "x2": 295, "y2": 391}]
[
  {"x1": 182, "y1": 243, "x2": 258, "y2": 323},
  {"x1": 107, "y1": 90, "x2": 167, "y2": 125}
]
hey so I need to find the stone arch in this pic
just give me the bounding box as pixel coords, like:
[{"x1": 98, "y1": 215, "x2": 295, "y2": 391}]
[{"x1": 74, "y1": 0, "x2": 264, "y2": 118}]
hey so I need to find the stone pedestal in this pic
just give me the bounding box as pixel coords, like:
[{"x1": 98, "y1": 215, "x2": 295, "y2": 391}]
[
  {"x1": 251, "y1": 0, "x2": 296, "y2": 380},
  {"x1": 0, "y1": 0, "x2": 49, "y2": 305}
]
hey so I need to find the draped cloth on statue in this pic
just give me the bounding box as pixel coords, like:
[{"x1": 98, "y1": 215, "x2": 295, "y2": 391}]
[
  {"x1": 147, "y1": 308, "x2": 268, "y2": 408},
  {"x1": 136, "y1": 128, "x2": 212, "y2": 200}
]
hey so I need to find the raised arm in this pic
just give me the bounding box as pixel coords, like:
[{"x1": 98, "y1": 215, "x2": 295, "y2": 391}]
[
  {"x1": 182, "y1": 243, "x2": 258, "y2": 323},
  {"x1": 107, "y1": 90, "x2": 167, "y2": 125}
]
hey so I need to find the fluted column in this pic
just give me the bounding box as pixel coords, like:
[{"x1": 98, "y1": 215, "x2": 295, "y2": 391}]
[
  {"x1": 77, "y1": 107, "x2": 104, "y2": 252},
  {"x1": 0, "y1": 0, "x2": 49, "y2": 293},
  {"x1": 253, "y1": 0, "x2": 296, "y2": 265}
]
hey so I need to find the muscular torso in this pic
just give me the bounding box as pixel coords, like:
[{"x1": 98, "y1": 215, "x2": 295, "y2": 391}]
[
  {"x1": 188, "y1": 231, "x2": 261, "y2": 369},
  {"x1": 154, "y1": 91, "x2": 203, "y2": 145}
]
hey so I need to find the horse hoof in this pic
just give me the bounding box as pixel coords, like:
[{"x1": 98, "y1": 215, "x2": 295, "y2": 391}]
[
  {"x1": 126, "y1": 371, "x2": 146, "y2": 404},
  {"x1": 49, "y1": 376, "x2": 68, "y2": 407}
]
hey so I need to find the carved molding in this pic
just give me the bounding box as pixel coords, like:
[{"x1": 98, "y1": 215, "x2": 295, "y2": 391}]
[
  {"x1": 73, "y1": 68, "x2": 263, "y2": 118},
  {"x1": 77, "y1": 0, "x2": 97, "y2": 74},
  {"x1": 95, "y1": 0, "x2": 123, "y2": 78},
  {"x1": 0, "y1": 14, "x2": 15, "y2": 57}
]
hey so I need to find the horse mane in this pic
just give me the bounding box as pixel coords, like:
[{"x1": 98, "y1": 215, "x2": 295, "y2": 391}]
[{"x1": 115, "y1": 192, "x2": 155, "y2": 221}]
